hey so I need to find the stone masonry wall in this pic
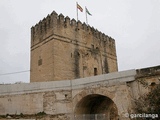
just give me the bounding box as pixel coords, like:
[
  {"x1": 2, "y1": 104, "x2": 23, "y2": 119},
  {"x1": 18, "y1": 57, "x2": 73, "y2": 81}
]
[
  {"x1": 1, "y1": 66, "x2": 160, "y2": 119},
  {"x1": 128, "y1": 66, "x2": 160, "y2": 99},
  {"x1": 30, "y1": 11, "x2": 118, "y2": 82},
  {"x1": 0, "y1": 70, "x2": 137, "y2": 120}
]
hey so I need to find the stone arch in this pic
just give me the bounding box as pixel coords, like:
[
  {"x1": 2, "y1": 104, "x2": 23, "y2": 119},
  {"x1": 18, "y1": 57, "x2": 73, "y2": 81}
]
[{"x1": 73, "y1": 89, "x2": 119, "y2": 120}]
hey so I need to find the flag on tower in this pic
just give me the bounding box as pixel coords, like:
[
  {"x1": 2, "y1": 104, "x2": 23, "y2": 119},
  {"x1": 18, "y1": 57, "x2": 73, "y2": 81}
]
[
  {"x1": 76, "y1": 2, "x2": 83, "y2": 21},
  {"x1": 85, "y1": 7, "x2": 92, "y2": 16},
  {"x1": 85, "y1": 7, "x2": 92, "y2": 25},
  {"x1": 77, "y1": 3, "x2": 83, "y2": 12}
]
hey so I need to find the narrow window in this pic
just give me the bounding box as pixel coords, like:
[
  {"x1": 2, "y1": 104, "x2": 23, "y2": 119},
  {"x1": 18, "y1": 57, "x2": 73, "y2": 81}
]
[
  {"x1": 38, "y1": 57, "x2": 42, "y2": 66},
  {"x1": 65, "y1": 94, "x2": 68, "y2": 98},
  {"x1": 94, "y1": 68, "x2": 97, "y2": 76}
]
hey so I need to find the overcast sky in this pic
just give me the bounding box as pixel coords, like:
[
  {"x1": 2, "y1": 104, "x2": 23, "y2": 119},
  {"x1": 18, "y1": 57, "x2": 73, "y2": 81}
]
[{"x1": 0, "y1": 0, "x2": 160, "y2": 83}]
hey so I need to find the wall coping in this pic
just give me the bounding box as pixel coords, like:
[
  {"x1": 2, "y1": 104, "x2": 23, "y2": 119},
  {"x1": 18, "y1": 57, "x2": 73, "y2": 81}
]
[{"x1": 0, "y1": 69, "x2": 136, "y2": 95}]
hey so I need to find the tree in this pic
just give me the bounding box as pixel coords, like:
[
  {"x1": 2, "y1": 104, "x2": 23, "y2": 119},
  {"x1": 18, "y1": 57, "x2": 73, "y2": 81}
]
[{"x1": 135, "y1": 84, "x2": 160, "y2": 120}]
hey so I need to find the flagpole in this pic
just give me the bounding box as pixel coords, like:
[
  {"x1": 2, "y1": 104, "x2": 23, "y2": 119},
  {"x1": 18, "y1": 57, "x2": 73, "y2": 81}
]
[
  {"x1": 76, "y1": 2, "x2": 78, "y2": 21},
  {"x1": 85, "y1": 7, "x2": 88, "y2": 25}
]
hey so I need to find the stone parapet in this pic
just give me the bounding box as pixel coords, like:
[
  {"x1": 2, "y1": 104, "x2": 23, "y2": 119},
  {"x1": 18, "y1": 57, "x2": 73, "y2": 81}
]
[{"x1": 0, "y1": 70, "x2": 136, "y2": 95}]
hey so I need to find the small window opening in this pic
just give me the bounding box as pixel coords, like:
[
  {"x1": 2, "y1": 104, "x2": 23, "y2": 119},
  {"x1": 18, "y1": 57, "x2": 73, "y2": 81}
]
[
  {"x1": 65, "y1": 94, "x2": 68, "y2": 98},
  {"x1": 96, "y1": 47, "x2": 99, "y2": 50},
  {"x1": 150, "y1": 82, "x2": 156, "y2": 90},
  {"x1": 94, "y1": 68, "x2": 98, "y2": 76},
  {"x1": 77, "y1": 52, "x2": 80, "y2": 57},
  {"x1": 38, "y1": 57, "x2": 42, "y2": 66},
  {"x1": 150, "y1": 82, "x2": 156, "y2": 86}
]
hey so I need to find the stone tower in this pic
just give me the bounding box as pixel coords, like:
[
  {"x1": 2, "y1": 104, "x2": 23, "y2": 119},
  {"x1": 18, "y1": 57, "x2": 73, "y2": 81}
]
[{"x1": 30, "y1": 11, "x2": 118, "y2": 82}]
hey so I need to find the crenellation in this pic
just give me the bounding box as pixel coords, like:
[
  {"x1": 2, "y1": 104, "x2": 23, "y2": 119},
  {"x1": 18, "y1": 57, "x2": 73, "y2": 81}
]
[
  {"x1": 96, "y1": 29, "x2": 100, "y2": 39},
  {"x1": 110, "y1": 38, "x2": 115, "y2": 48},
  {"x1": 50, "y1": 11, "x2": 58, "y2": 25},
  {"x1": 99, "y1": 32, "x2": 103, "y2": 40},
  {"x1": 101, "y1": 33, "x2": 105, "y2": 41},
  {"x1": 50, "y1": 10, "x2": 58, "y2": 27},
  {"x1": 50, "y1": 11, "x2": 58, "y2": 29},
  {"x1": 77, "y1": 20, "x2": 82, "y2": 29},
  {"x1": 91, "y1": 27, "x2": 96, "y2": 38},
  {"x1": 32, "y1": 21, "x2": 40, "y2": 43},
  {"x1": 45, "y1": 15, "x2": 52, "y2": 37},
  {"x1": 47, "y1": 15, "x2": 51, "y2": 28},
  {"x1": 58, "y1": 13, "x2": 64, "y2": 26},
  {"x1": 31, "y1": 26, "x2": 34, "y2": 35},
  {"x1": 64, "y1": 16, "x2": 70, "y2": 27},
  {"x1": 107, "y1": 37, "x2": 111, "y2": 45},
  {"x1": 91, "y1": 27, "x2": 95, "y2": 33},
  {"x1": 100, "y1": 34, "x2": 105, "y2": 49},
  {"x1": 109, "y1": 37, "x2": 112, "y2": 42},
  {"x1": 31, "y1": 11, "x2": 116, "y2": 47},
  {"x1": 51, "y1": 11, "x2": 58, "y2": 22},
  {"x1": 107, "y1": 36, "x2": 111, "y2": 45},
  {"x1": 111, "y1": 39, "x2": 115, "y2": 49},
  {"x1": 35, "y1": 24, "x2": 38, "y2": 33},
  {"x1": 70, "y1": 18, "x2": 76, "y2": 26},
  {"x1": 103, "y1": 35, "x2": 108, "y2": 42},
  {"x1": 51, "y1": 10, "x2": 58, "y2": 16},
  {"x1": 42, "y1": 18, "x2": 47, "y2": 33},
  {"x1": 110, "y1": 38, "x2": 114, "y2": 48},
  {"x1": 30, "y1": 11, "x2": 118, "y2": 82},
  {"x1": 94, "y1": 29, "x2": 97, "y2": 38},
  {"x1": 46, "y1": 14, "x2": 50, "y2": 18},
  {"x1": 31, "y1": 26, "x2": 35, "y2": 44},
  {"x1": 112, "y1": 38, "x2": 115, "y2": 48},
  {"x1": 38, "y1": 20, "x2": 42, "y2": 34},
  {"x1": 94, "y1": 30, "x2": 100, "y2": 40},
  {"x1": 82, "y1": 22, "x2": 87, "y2": 30},
  {"x1": 86, "y1": 25, "x2": 91, "y2": 32}
]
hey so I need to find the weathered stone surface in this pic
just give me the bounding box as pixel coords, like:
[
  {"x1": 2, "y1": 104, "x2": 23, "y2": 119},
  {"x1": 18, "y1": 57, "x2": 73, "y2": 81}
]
[
  {"x1": 0, "y1": 67, "x2": 160, "y2": 120},
  {"x1": 30, "y1": 12, "x2": 118, "y2": 82},
  {"x1": 1, "y1": 11, "x2": 160, "y2": 120}
]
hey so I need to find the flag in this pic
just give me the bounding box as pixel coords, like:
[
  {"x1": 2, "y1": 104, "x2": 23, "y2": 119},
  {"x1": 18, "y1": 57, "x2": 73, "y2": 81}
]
[
  {"x1": 77, "y1": 3, "x2": 83, "y2": 12},
  {"x1": 86, "y1": 7, "x2": 92, "y2": 16}
]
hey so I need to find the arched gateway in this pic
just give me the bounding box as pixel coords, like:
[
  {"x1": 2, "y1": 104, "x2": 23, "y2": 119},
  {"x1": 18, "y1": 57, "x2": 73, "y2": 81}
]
[
  {"x1": 73, "y1": 89, "x2": 119, "y2": 120},
  {"x1": 74, "y1": 94, "x2": 118, "y2": 120}
]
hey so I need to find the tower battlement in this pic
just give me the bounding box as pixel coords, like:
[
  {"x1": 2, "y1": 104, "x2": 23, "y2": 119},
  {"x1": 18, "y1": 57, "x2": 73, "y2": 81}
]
[
  {"x1": 31, "y1": 11, "x2": 115, "y2": 48},
  {"x1": 30, "y1": 10, "x2": 118, "y2": 82}
]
